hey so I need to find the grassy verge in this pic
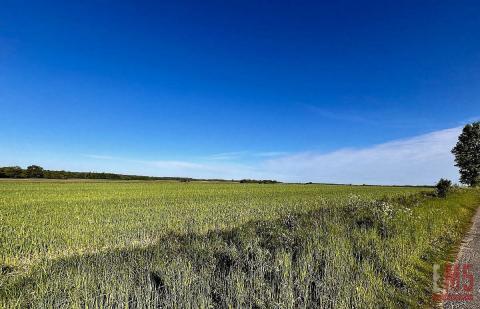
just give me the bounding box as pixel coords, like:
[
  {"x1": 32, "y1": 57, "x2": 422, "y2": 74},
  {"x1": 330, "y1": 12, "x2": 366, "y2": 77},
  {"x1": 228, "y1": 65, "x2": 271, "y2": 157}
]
[
  {"x1": 1, "y1": 188, "x2": 479, "y2": 308},
  {"x1": 430, "y1": 189, "x2": 480, "y2": 308}
]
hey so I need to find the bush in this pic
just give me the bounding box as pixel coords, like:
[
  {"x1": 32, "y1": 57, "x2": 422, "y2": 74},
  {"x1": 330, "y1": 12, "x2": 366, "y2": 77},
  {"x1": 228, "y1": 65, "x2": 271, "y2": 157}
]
[{"x1": 436, "y1": 178, "x2": 452, "y2": 198}]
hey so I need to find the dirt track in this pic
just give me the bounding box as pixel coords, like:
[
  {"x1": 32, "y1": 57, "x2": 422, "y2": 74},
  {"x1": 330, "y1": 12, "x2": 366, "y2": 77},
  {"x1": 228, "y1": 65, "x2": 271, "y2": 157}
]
[{"x1": 443, "y1": 206, "x2": 480, "y2": 308}]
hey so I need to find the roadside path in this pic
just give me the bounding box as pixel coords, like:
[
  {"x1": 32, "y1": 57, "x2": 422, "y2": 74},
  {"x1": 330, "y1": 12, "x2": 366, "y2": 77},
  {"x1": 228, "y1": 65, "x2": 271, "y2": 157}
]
[{"x1": 443, "y1": 206, "x2": 480, "y2": 308}]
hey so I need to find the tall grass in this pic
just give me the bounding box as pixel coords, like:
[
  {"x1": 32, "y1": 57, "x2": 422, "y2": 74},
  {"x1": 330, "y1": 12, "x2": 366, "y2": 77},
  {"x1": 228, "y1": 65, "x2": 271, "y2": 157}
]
[{"x1": 0, "y1": 181, "x2": 478, "y2": 308}]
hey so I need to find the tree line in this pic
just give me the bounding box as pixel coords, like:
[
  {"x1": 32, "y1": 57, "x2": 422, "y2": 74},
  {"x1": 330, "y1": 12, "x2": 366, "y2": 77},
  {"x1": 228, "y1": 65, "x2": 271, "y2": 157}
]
[
  {"x1": 239, "y1": 179, "x2": 280, "y2": 184},
  {"x1": 0, "y1": 165, "x2": 281, "y2": 183},
  {"x1": 0, "y1": 165, "x2": 197, "y2": 181}
]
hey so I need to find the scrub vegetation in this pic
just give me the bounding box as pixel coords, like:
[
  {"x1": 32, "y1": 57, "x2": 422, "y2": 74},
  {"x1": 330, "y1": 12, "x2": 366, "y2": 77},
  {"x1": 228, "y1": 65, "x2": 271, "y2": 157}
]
[{"x1": 0, "y1": 181, "x2": 479, "y2": 308}]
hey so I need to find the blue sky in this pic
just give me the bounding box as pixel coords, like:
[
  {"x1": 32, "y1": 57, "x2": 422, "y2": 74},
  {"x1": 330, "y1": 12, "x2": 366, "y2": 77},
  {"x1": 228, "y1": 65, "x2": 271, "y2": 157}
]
[{"x1": 1, "y1": 1, "x2": 479, "y2": 184}]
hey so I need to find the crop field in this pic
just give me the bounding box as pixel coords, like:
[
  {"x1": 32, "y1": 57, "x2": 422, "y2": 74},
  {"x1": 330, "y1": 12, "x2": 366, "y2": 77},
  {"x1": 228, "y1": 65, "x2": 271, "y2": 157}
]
[{"x1": 1, "y1": 181, "x2": 479, "y2": 308}]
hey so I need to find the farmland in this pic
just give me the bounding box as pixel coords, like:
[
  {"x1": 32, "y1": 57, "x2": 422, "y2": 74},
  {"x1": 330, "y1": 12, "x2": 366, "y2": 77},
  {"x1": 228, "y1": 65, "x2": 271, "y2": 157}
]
[{"x1": 1, "y1": 181, "x2": 479, "y2": 308}]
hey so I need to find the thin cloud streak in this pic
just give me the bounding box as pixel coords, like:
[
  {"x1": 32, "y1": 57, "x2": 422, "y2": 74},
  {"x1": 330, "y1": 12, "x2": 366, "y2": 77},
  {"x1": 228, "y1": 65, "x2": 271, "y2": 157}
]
[
  {"x1": 306, "y1": 105, "x2": 437, "y2": 129},
  {"x1": 264, "y1": 127, "x2": 462, "y2": 185},
  {"x1": 83, "y1": 154, "x2": 116, "y2": 160},
  {"x1": 150, "y1": 161, "x2": 206, "y2": 169},
  {"x1": 82, "y1": 154, "x2": 272, "y2": 180},
  {"x1": 256, "y1": 151, "x2": 289, "y2": 157},
  {"x1": 81, "y1": 127, "x2": 462, "y2": 185},
  {"x1": 205, "y1": 151, "x2": 249, "y2": 161},
  {"x1": 309, "y1": 106, "x2": 371, "y2": 124},
  {"x1": 205, "y1": 151, "x2": 288, "y2": 161}
]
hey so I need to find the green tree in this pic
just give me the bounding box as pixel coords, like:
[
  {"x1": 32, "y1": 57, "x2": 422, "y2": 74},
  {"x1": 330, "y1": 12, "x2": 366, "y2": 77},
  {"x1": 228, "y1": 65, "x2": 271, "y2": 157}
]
[
  {"x1": 451, "y1": 122, "x2": 480, "y2": 187},
  {"x1": 26, "y1": 165, "x2": 45, "y2": 178}
]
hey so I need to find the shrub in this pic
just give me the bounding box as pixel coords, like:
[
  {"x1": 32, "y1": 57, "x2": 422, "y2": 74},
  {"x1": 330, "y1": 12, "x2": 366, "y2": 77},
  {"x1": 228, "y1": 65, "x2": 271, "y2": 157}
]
[{"x1": 436, "y1": 178, "x2": 452, "y2": 198}]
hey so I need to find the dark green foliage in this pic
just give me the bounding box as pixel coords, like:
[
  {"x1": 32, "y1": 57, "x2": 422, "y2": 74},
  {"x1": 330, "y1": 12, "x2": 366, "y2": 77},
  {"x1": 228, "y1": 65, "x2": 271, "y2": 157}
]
[
  {"x1": 25, "y1": 165, "x2": 45, "y2": 178},
  {"x1": 0, "y1": 165, "x2": 280, "y2": 183},
  {"x1": 239, "y1": 179, "x2": 280, "y2": 184},
  {"x1": 0, "y1": 166, "x2": 23, "y2": 178},
  {"x1": 435, "y1": 178, "x2": 452, "y2": 198},
  {"x1": 0, "y1": 165, "x2": 200, "y2": 182},
  {"x1": 452, "y1": 122, "x2": 480, "y2": 187}
]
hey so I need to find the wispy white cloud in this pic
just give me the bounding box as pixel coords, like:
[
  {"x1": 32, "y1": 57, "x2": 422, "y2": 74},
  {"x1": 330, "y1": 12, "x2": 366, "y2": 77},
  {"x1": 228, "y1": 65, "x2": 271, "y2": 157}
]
[
  {"x1": 263, "y1": 127, "x2": 461, "y2": 185},
  {"x1": 306, "y1": 105, "x2": 436, "y2": 129},
  {"x1": 81, "y1": 153, "x2": 271, "y2": 180},
  {"x1": 205, "y1": 151, "x2": 288, "y2": 161},
  {"x1": 150, "y1": 160, "x2": 206, "y2": 169},
  {"x1": 256, "y1": 151, "x2": 289, "y2": 157},
  {"x1": 205, "y1": 151, "x2": 249, "y2": 161},
  {"x1": 309, "y1": 106, "x2": 371, "y2": 124},
  {"x1": 76, "y1": 127, "x2": 463, "y2": 185},
  {"x1": 143, "y1": 160, "x2": 275, "y2": 180},
  {"x1": 83, "y1": 154, "x2": 116, "y2": 160}
]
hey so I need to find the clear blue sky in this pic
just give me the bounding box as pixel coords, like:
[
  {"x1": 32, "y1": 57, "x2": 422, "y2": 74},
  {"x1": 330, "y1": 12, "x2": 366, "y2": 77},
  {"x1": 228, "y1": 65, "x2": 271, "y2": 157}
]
[{"x1": 1, "y1": 1, "x2": 479, "y2": 183}]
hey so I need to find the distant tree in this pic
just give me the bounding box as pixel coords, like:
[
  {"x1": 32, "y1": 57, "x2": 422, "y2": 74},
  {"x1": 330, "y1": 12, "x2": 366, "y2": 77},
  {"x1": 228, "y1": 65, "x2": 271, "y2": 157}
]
[
  {"x1": 26, "y1": 165, "x2": 45, "y2": 178},
  {"x1": 452, "y1": 122, "x2": 480, "y2": 187},
  {"x1": 0, "y1": 166, "x2": 24, "y2": 178},
  {"x1": 435, "y1": 178, "x2": 452, "y2": 198},
  {"x1": 240, "y1": 179, "x2": 279, "y2": 184}
]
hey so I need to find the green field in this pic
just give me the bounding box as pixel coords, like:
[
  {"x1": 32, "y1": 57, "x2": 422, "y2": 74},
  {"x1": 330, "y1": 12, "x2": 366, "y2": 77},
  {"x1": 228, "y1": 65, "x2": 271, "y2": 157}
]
[{"x1": 1, "y1": 181, "x2": 479, "y2": 308}]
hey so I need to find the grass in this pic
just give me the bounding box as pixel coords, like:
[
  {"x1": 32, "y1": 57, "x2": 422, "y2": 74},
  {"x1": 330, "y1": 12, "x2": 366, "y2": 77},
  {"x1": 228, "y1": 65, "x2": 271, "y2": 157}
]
[{"x1": 0, "y1": 181, "x2": 478, "y2": 308}]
